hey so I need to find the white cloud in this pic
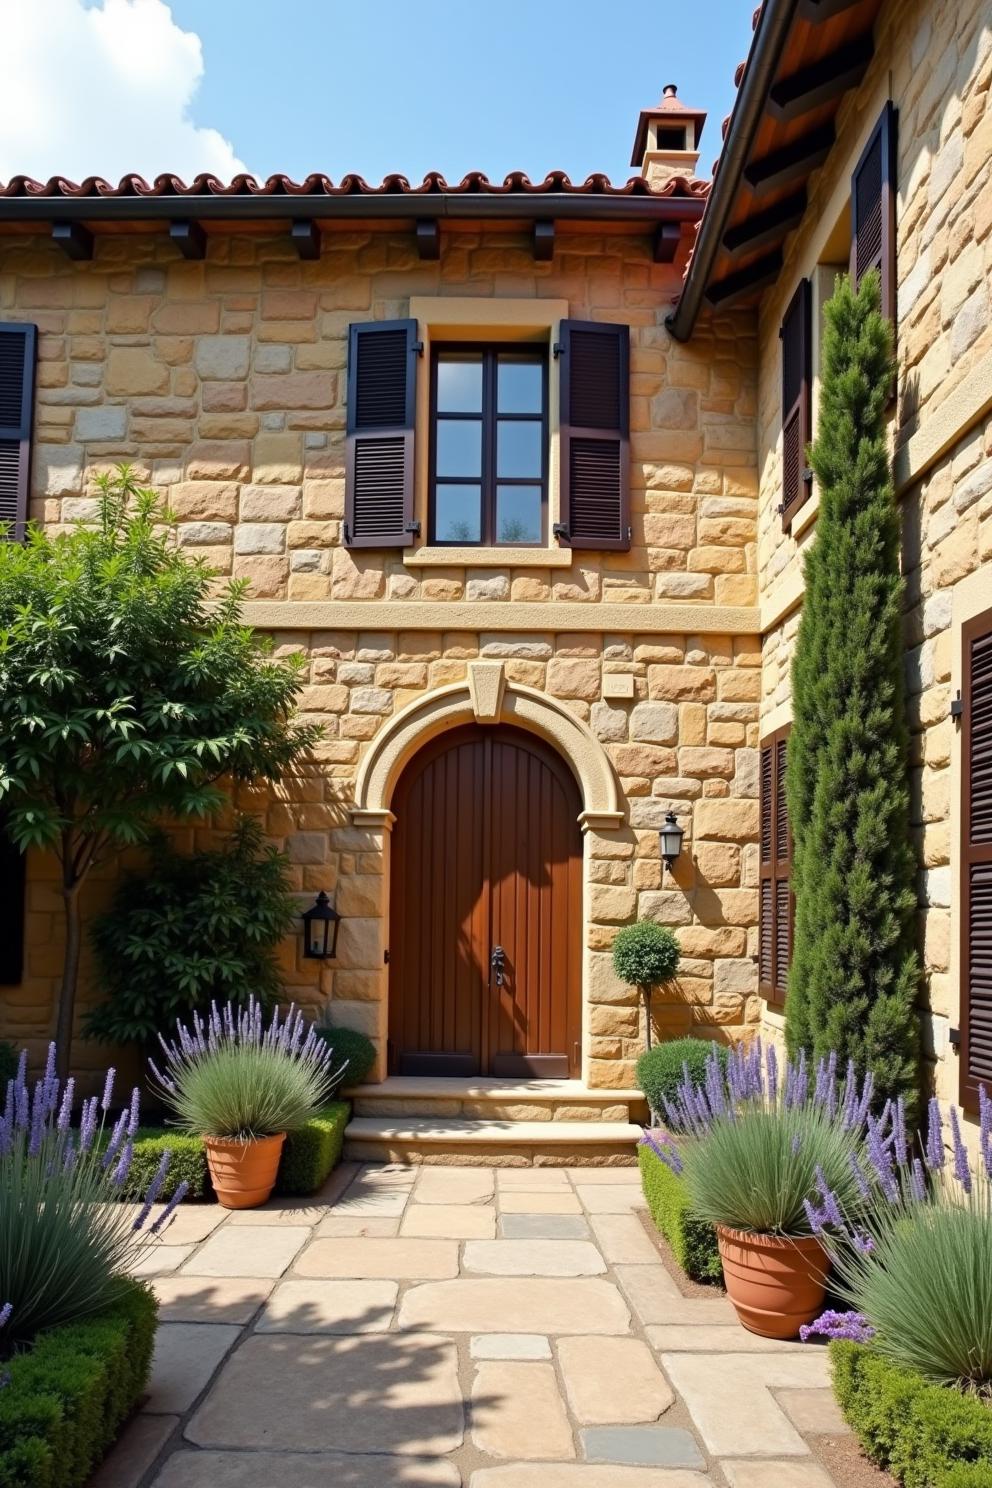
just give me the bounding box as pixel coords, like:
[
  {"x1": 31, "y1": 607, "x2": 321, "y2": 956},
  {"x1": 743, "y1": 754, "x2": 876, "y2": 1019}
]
[{"x1": 0, "y1": 0, "x2": 248, "y2": 184}]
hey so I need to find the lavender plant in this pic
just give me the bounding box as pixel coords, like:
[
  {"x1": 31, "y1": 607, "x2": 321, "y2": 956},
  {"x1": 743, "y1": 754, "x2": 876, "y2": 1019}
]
[
  {"x1": 0, "y1": 1045, "x2": 186, "y2": 1355},
  {"x1": 805, "y1": 1089, "x2": 992, "y2": 1393},
  {"x1": 151, "y1": 998, "x2": 342, "y2": 1141},
  {"x1": 641, "y1": 1041, "x2": 873, "y2": 1237}
]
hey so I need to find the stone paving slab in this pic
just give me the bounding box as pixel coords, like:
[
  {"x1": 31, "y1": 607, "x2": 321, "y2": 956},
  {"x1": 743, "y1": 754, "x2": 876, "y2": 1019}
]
[
  {"x1": 470, "y1": 1468, "x2": 712, "y2": 1486},
  {"x1": 661, "y1": 1353, "x2": 832, "y2": 1458},
  {"x1": 497, "y1": 1190, "x2": 583, "y2": 1213},
  {"x1": 398, "y1": 1278, "x2": 631, "y2": 1334},
  {"x1": 775, "y1": 1386, "x2": 851, "y2": 1434},
  {"x1": 327, "y1": 1186, "x2": 411, "y2": 1216},
  {"x1": 580, "y1": 1424, "x2": 706, "y2": 1468},
  {"x1": 294, "y1": 1237, "x2": 460, "y2": 1279},
  {"x1": 145, "y1": 1323, "x2": 242, "y2": 1414},
  {"x1": 256, "y1": 1278, "x2": 398, "y2": 1333},
  {"x1": 151, "y1": 1205, "x2": 226, "y2": 1244},
  {"x1": 91, "y1": 1413, "x2": 178, "y2": 1487},
  {"x1": 401, "y1": 1202, "x2": 497, "y2": 1238},
  {"x1": 472, "y1": 1360, "x2": 575, "y2": 1459},
  {"x1": 647, "y1": 1324, "x2": 809, "y2": 1353},
  {"x1": 152, "y1": 1277, "x2": 273, "y2": 1324},
  {"x1": 722, "y1": 1461, "x2": 836, "y2": 1487},
  {"x1": 315, "y1": 1214, "x2": 401, "y2": 1237},
  {"x1": 573, "y1": 1185, "x2": 646, "y2": 1212},
  {"x1": 557, "y1": 1335, "x2": 674, "y2": 1424},
  {"x1": 182, "y1": 1225, "x2": 310, "y2": 1278},
  {"x1": 185, "y1": 1332, "x2": 464, "y2": 1455},
  {"x1": 131, "y1": 1244, "x2": 195, "y2": 1277},
  {"x1": 463, "y1": 1239, "x2": 607, "y2": 1276},
  {"x1": 415, "y1": 1167, "x2": 495, "y2": 1203},
  {"x1": 153, "y1": 1450, "x2": 462, "y2": 1486},
  {"x1": 499, "y1": 1213, "x2": 591, "y2": 1239},
  {"x1": 616, "y1": 1265, "x2": 737, "y2": 1326},
  {"x1": 470, "y1": 1333, "x2": 552, "y2": 1360},
  {"x1": 497, "y1": 1168, "x2": 572, "y2": 1189},
  {"x1": 589, "y1": 1213, "x2": 663, "y2": 1264}
]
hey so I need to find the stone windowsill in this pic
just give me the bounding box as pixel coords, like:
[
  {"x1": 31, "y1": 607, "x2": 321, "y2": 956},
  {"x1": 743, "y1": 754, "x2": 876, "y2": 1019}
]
[{"x1": 404, "y1": 545, "x2": 573, "y2": 569}]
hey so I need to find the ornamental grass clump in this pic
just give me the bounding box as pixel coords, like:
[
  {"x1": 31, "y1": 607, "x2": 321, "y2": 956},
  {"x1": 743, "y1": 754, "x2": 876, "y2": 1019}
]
[
  {"x1": 151, "y1": 998, "x2": 341, "y2": 1141},
  {"x1": 0, "y1": 1044, "x2": 186, "y2": 1356},
  {"x1": 644, "y1": 1041, "x2": 872, "y2": 1237},
  {"x1": 805, "y1": 1088, "x2": 992, "y2": 1394}
]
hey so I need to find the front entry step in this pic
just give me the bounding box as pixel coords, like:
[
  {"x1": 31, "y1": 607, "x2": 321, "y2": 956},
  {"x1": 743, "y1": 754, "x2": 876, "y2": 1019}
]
[
  {"x1": 349, "y1": 1076, "x2": 648, "y2": 1126},
  {"x1": 343, "y1": 1116, "x2": 644, "y2": 1167}
]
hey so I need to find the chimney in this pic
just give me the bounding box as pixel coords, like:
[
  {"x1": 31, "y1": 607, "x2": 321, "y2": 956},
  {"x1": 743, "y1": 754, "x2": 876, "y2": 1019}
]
[{"x1": 630, "y1": 83, "x2": 706, "y2": 189}]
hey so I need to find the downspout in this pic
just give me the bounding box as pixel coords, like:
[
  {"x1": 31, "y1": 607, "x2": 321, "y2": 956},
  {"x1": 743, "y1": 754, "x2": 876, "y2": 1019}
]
[{"x1": 666, "y1": 0, "x2": 800, "y2": 342}]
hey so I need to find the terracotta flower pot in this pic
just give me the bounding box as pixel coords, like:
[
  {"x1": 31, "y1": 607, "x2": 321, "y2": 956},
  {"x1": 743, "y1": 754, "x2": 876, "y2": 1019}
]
[
  {"x1": 204, "y1": 1132, "x2": 286, "y2": 1209},
  {"x1": 716, "y1": 1225, "x2": 829, "y2": 1340}
]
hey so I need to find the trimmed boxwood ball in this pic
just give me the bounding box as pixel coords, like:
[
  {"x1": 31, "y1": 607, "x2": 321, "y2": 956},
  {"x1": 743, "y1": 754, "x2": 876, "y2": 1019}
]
[
  {"x1": 831, "y1": 1340, "x2": 992, "y2": 1488},
  {"x1": 636, "y1": 1037, "x2": 727, "y2": 1120},
  {"x1": 314, "y1": 1024, "x2": 377, "y2": 1090},
  {"x1": 612, "y1": 921, "x2": 680, "y2": 988},
  {"x1": 0, "y1": 1279, "x2": 157, "y2": 1488}
]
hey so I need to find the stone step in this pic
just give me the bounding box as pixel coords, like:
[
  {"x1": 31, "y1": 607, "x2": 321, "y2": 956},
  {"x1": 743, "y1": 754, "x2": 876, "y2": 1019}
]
[
  {"x1": 349, "y1": 1077, "x2": 648, "y2": 1126},
  {"x1": 343, "y1": 1116, "x2": 644, "y2": 1167}
]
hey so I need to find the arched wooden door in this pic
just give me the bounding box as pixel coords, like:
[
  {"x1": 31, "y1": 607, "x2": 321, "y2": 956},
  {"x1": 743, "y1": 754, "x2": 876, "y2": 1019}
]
[{"x1": 388, "y1": 723, "x2": 582, "y2": 1078}]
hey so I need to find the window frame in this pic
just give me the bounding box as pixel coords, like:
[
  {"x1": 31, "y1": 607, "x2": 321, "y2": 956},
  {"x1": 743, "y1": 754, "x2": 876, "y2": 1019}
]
[{"x1": 428, "y1": 341, "x2": 549, "y2": 549}]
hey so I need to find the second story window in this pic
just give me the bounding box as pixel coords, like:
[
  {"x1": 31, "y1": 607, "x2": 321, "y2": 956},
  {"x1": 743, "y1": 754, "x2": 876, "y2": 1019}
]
[{"x1": 430, "y1": 345, "x2": 547, "y2": 546}]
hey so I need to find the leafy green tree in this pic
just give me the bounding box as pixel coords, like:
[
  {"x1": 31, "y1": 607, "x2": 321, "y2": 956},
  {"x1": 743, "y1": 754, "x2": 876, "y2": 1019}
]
[
  {"x1": 785, "y1": 272, "x2": 920, "y2": 1113},
  {"x1": 0, "y1": 467, "x2": 320, "y2": 1078},
  {"x1": 612, "y1": 920, "x2": 681, "y2": 1051},
  {"x1": 85, "y1": 817, "x2": 298, "y2": 1048}
]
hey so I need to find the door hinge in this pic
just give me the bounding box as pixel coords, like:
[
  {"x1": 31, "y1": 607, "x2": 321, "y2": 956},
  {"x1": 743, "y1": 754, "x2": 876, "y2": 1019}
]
[
  {"x1": 951, "y1": 692, "x2": 964, "y2": 721},
  {"x1": 412, "y1": 340, "x2": 424, "y2": 356},
  {"x1": 949, "y1": 1026, "x2": 961, "y2": 1050},
  {"x1": 383, "y1": 948, "x2": 390, "y2": 965},
  {"x1": 553, "y1": 341, "x2": 563, "y2": 358},
  {"x1": 342, "y1": 522, "x2": 351, "y2": 544},
  {"x1": 405, "y1": 521, "x2": 422, "y2": 536},
  {"x1": 802, "y1": 467, "x2": 813, "y2": 487},
  {"x1": 553, "y1": 522, "x2": 569, "y2": 541}
]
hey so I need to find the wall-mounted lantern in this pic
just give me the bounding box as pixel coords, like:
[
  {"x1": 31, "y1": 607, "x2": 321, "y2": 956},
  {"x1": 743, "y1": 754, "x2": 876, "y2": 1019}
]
[
  {"x1": 301, "y1": 891, "x2": 340, "y2": 960},
  {"x1": 659, "y1": 810, "x2": 684, "y2": 873}
]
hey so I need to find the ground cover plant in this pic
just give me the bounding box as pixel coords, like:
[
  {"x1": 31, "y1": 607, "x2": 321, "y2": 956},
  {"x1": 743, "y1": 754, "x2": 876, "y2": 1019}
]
[
  {"x1": 786, "y1": 271, "x2": 920, "y2": 1114},
  {"x1": 0, "y1": 465, "x2": 320, "y2": 1078}
]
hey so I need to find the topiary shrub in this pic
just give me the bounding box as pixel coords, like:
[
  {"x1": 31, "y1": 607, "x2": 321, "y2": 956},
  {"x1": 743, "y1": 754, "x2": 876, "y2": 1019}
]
[
  {"x1": 612, "y1": 921, "x2": 681, "y2": 1051},
  {"x1": 831, "y1": 1340, "x2": 992, "y2": 1488},
  {"x1": 0, "y1": 1279, "x2": 157, "y2": 1488},
  {"x1": 314, "y1": 1024, "x2": 377, "y2": 1090},
  {"x1": 638, "y1": 1139, "x2": 722, "y2": 1284},
  {"x1": 636, "y1": 1037, "x2": 727, "y2": 1121},
  {"x1": 276, "y1": 1102, "x2": 351, "y2": 1196}
]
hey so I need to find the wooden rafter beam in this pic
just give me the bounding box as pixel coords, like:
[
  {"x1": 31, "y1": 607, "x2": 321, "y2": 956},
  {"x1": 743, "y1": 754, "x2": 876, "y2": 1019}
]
[
  {"x1": 704, "y1": 247, "x2": 783, "y2": 307},
  {"x1": 653, "y1": 222, "x2": 682, "y2": 263},
  {"x1": 291, "y1": 219, "x2": 321, "y2": 259},
  {"x1": 768, "y1": 34, "x2": 874, "y2": 124},
  {"x1": 416, "y1": 219, "x2": 440, "y2": 260},
  {"x1": 170, "y1": 220, "x2": 206, "y2": 259},
  {"x1": 52, "y1": 221, "x2": 93, "y2": 260},
  {"x1": 722, "y1": 189, "x2": 808, "y2": 257},
  {"x1": 533, "y1": 220, "x2": 555, "y2": 260},
  {"x1": 743, "y1": 122, "x2": 835, "y2": 196}
]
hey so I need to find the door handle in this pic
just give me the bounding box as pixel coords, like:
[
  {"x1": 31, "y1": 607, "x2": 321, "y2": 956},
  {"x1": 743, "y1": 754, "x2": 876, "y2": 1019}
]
[{"x1": 490, "y1": 945, "x2": 506, "y2": 987}]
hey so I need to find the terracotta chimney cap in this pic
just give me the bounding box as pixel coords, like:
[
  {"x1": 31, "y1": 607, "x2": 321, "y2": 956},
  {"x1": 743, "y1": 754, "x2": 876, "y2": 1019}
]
[
  {"x1": 663, "y1": 83, "x2": 679, "y2": 97},
  {"x1": 631, "y1": 86, "x2": 707, "y2": 166}
]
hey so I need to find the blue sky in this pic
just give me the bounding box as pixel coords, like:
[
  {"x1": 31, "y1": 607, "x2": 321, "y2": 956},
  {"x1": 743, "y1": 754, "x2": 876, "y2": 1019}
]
[{"x1": 166, "y1": 0, "x2": 752, "y2": 184}]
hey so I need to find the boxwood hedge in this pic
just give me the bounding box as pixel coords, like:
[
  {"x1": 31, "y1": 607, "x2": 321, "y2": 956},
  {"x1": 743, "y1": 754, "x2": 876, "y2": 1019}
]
[
  {"x1": 831, "y1": 1340, "x2": 992, "y2": 1488},
  {"x1": 638, "y1": 1139, "x2": 722, "y2": 1284},
  {"x1": 0, "y1": 1279, "x2": 157, "y2": 1488}
]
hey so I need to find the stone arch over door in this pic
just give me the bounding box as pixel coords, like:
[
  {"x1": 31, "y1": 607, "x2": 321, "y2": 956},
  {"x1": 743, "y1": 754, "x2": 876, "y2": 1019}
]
[{"x1": 352, "y1": 661, "x2": 624, "y2": 832}]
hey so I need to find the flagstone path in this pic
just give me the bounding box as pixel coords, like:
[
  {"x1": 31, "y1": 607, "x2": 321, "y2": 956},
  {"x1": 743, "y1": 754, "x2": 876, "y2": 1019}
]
[{"x1": 96, "y1": 1162, "x2": 853, "y2": 1487}]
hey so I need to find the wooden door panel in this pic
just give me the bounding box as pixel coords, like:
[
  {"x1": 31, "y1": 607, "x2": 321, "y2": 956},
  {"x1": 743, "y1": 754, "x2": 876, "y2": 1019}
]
[{"x1": 389, "y1": 723, "x2": 582, "y2": 1078}]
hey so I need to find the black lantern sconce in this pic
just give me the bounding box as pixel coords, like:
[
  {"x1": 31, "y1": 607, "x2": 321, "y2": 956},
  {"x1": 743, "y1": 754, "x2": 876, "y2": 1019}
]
[
  {"x1": 659, "y1": 810, "x2": 685, "y2": 874},
  {"x1": 301, "y1": 891, "x2": 341, "y2": 960}
]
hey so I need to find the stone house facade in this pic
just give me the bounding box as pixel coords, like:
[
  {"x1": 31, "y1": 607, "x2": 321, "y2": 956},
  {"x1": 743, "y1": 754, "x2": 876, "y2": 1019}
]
[{"x1": 0, "y1": 0, "x2": 989, "y2": 1151}]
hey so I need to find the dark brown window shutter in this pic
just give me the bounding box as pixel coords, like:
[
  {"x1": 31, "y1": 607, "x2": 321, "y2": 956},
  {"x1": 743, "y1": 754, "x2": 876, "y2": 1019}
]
[
  {"x1": 759, "y1": 726, "x2": 793, "y2": 1005},
  {"x1": 344, "y1": 319, "x2": 419, "y2": 548},
  {"x1": 851, "y1": 101, "x2": 897, "y2": 321},
  {"x1": 0, "y1": 322, "x2": 37, "y2": 542},
  {"x1": 961, "y1": 612, "x2": 992, "y2": 1110},
  {"x1": 0, "y1": 829, "x2": 26, "y2": 985},
  {"x1": 557, "y1": 320, "x2": 630, "y2": 551},
  {"x1": 779, "y1": 281, "x2": 811, "y2": 532}
]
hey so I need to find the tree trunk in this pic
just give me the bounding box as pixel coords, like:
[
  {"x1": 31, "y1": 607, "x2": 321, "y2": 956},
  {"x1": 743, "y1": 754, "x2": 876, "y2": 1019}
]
[
  {"x1": 55, "y1": 881, "x2": 82, "y2": 1082},
  {"x1": 642, "y1": 984, "x2": 653, "y2": 1051}
]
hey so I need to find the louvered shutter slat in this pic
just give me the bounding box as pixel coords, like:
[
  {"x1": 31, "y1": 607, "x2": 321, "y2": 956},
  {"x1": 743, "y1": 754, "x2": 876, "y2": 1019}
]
[
  {"x1": 779, "y1": 281, "x2": 811, "y2": 531},
  {"x1": 558, "y1": 320, "x2": 630, "y2": 551},
  {"x1": 851, "y1": 102, "x2": 897, "y2": 321},
  {"x1": 962, "y1": 614, "x2": 992, "y2": 1108},
  {"x1": 344, "y1": 319, "x2": 418, "y2": 548},
  {"x1": 759, "y1": 742, "x2": 774, "y2": 994},
  {"x1": 0, "y1": 323, "x2": 37, "y2": 542},
  {"x1": 760, "y1": 727, "x2": 792, "y2": 1005}
]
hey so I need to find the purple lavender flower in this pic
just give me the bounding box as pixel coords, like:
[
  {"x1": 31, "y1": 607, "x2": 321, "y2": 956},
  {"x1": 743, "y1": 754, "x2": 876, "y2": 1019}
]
[
  {"x1": 0, "y1": 1304, "x2": 11, "y2": 1331},
  {"x1": 150, "y1": 1180, "x2": 190, "y2": 1234},
  {"x1": 980, "y1": 1085, "x2": 992, "y2": 1181},
  {"x1": 799, "y1": 1309, "x2": 875, "y2": 1344},
  {"x1": 925, "y1": 1097, "x2": 945, "y2": 1169},
  {"x1": 101, "y1": 1066, "x2": 116, "y2": 1112},
  {"x1": 133, "y1": 1150, "x2": 172, "y2": 1230},
  {"x1": 949, "y1": 1106, "x2": 972, "y2": 1195}
]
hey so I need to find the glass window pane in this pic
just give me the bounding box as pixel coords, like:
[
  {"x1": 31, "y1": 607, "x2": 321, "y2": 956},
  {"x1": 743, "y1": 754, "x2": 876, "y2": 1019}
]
[
  {"x1": 496, "y1": 484, "x2": 542, "y2": 544},
  {"x1": 436, "y1": 418, "x2": 482, "y2": 477},
  {"x1": 497, "y1": 419, "x2": 543, "y2": 478},
  {"x1": 437, "y1": 355, "x2": 483, "y2": 413},
  {"x1": 435, "y1": 484, "x2": 482, "y2": 543},
  {"x1": 498, "y1": 357, "x2": 543, "y2": 414}
]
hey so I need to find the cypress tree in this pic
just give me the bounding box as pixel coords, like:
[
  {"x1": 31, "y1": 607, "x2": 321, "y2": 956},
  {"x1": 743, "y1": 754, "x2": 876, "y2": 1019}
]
[{"x1": 785, "y1": 270, "x2": 921, "y2": 1113}]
